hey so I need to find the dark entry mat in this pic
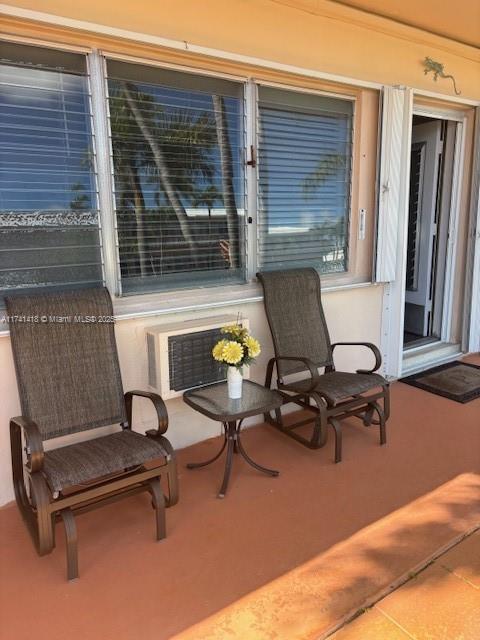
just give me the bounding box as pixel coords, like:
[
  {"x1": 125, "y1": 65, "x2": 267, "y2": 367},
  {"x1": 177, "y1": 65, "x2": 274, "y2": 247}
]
[{"x1": 400, "y1": 361, "x2": 480, "y2": 404}]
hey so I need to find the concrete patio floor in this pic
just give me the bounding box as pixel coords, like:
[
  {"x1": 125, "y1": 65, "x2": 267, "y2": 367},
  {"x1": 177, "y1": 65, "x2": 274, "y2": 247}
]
[
  {"x1": 332, "y1": 529, "x2": 480, "y2": 640},
  {"x1": 0, "y1": 356, "x2": 479, "y2": 640}
]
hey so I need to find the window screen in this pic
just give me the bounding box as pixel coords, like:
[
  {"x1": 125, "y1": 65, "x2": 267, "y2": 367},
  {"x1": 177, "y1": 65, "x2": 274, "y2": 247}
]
[
  {"x1": 106, "y1": 60, "x2": 246, "y2": 295},
  {"x1": 257, "y1": 86, "x2": 353, "y2": 273},
  {"x1": 0, "y1": 43, "x2": 103, "y2": 303}
]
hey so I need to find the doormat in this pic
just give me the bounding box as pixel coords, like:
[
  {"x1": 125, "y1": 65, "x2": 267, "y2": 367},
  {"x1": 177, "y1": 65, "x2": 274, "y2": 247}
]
[{"x1": 400, "y1": 361, "x2": 480, "y2": 403}]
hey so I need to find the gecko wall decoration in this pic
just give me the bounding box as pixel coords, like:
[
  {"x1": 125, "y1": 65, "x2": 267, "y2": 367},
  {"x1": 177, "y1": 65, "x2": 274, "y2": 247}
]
[{"x1": 423, "y1": 57, "x2": 461, "y2": 95}]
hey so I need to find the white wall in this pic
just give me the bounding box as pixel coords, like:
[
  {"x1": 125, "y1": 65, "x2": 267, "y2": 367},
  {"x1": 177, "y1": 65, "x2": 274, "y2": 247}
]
[{"x1": 0, "y1": 284, "x2": 384, "y2": 506}]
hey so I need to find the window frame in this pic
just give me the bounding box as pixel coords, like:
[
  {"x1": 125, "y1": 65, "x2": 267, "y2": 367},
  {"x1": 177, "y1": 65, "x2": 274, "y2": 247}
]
[
  {"x1": 0, "y1": 41, "x2": 106, "y2": 300},
  {"x1": 104, "y1": 57, "x2": 249, "y2": 295},
  {"x1": 0, "y1": 37, "x2": 376, "y2": 320},
  {"x1": 251, "y1": 79, "x2": 356, "y2": 278}
]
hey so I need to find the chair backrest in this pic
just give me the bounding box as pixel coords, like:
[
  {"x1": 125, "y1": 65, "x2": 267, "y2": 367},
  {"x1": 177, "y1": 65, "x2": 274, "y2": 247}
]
[
  {"x1": 6, "y1": 287, "x2": 126, "y2": 440},
  {"x1": 257, "y1": 268, "x2": 333, "y2": 378}
]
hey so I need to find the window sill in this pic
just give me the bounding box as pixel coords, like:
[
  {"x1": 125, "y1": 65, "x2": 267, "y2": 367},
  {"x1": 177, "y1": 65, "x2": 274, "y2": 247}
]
[
  {"x1": 112, "y1": 278, "x2": 379, "y2": 321},
  {"x1": 0, "y1": 279, "x2": 380, "y2": 337}
]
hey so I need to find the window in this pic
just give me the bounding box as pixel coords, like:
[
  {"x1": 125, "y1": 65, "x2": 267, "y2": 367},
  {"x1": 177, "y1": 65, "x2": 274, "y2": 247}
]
[
  {"x1": 257, "y1": 86, "x2": 353, "y2": 273},
  {"x1": 0, "y1": 42, "x2": 362, "y2": 310},
  {"x1": 0, "y1": 43, "x2": 102, "y2": 304},
  {"x1": 106, "y1": 61, "x2": 246, "y2": 294}
]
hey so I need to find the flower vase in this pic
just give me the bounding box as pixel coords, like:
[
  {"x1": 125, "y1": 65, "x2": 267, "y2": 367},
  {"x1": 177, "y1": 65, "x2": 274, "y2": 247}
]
[{"x1": 227, "y1": 366, "x2": 243, "y2": 399}]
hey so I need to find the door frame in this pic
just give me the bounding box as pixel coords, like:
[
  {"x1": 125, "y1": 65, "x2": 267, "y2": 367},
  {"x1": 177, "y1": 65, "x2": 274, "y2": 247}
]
[
  {"x1": 440, "y1": 116, "x2": 466, "y2": 343},
  {"x1": 407, "y1": 107, "x2": 466, "y2": 346},
  {"x1": 463, "y1": 107, "x2": 480, "y2": 353},
  {"x1": 404, "y1": 120, "x2": 443, "y2": 338},
  {"x1": 379, "y1": 92, "x2": 471, "y2": 378}
]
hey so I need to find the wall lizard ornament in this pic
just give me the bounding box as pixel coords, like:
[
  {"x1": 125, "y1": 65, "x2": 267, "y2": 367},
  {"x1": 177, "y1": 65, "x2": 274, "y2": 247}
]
[{"x1": 423, "y1": 57, "x2": 461, "y2": 95}]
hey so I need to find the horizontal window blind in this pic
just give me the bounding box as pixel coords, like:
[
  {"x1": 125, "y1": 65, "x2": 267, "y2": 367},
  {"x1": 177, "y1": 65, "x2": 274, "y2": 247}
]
[
  {"x1": 257, "y1": 86, "x2": 353, "y2": 273},
  {"x1": 106, "y1": 60, "x2": 246, "y2": 295},
  {"x1": 0, "y1": 43, "x2": 103, "y2": 304},
  {"x1": 406, "y1": 142, "x2": 425, "y2": 291}
]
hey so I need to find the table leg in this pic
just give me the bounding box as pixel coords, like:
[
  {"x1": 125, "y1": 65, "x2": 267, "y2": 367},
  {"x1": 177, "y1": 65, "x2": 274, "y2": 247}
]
[
  {"x1": 236, "y1": 430, "x2": 279, "y2": 477},
  {"x1": 218, "y1": 422, "x2": 236, "y2": 498},
  {"x1": 233, "y1": 419, "x2": 242, "y2": 454},
  {"x1": 186, "y1": 425, "x2": 227, "y2": 469},
  {"x1": 187, "y1": 419, "x2": 279, "y2": 499}
]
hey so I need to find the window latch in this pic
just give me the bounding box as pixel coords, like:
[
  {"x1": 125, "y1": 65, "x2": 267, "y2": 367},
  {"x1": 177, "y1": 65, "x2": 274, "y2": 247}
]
[{"x1": 246, "y1": 145, "x2": 256, "y2": 168}]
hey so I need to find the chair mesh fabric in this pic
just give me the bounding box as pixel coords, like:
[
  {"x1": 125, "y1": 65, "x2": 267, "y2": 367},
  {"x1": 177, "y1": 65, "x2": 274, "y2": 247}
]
[
  {"x1": 257, "y1": 269, "x2": 333, "y2": 377},
  {"x1": 281, "y1": 371, "x2": 386, "y2": 406},
  {"x1": 43, "y1": 430, "x2": 167, "y2": 492},
  {"x1": 6, "y1": 287, "x2": 127, "y2": 440}
]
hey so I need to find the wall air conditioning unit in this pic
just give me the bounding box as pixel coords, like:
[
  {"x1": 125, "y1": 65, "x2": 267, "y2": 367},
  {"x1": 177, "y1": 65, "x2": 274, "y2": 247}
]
[{"x1": 145, "y1": 315, "x2": 250, "y2": 399}]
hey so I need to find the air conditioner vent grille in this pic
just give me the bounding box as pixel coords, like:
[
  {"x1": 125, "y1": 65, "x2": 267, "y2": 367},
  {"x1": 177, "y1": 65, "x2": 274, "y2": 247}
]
[{"x1": 168, "y1": 328, "x2": 226, "y2": 392}]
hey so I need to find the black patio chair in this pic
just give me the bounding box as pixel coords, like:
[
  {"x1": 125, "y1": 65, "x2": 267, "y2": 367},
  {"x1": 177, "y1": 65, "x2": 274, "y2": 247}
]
[
  {"x1": 257, "y1": 268, "x2": 390, "y2": 462},
  {"x1": 7, "y1": 287, "x2": 178, "y2": 580}
]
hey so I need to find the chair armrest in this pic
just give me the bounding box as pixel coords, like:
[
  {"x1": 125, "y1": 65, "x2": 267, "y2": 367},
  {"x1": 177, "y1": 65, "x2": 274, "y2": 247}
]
[
  {"x1": 10, "y1": 416, "x2": 44, "y2": 473},
  {"x1": 124, "y1": 390, "x2": 169, "y2": 435},
  {"x1": 276, "y1": 356, "x2": 320, "y2": 393},
  {"x1": 330, "y1": 342, "x2": 382, "y2": 374}
]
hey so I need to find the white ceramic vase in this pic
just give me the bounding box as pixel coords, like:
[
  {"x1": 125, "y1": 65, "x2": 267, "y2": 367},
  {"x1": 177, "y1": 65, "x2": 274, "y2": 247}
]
[{"x1": 227, "y1": 366, "x2": 243, "y2": 399}]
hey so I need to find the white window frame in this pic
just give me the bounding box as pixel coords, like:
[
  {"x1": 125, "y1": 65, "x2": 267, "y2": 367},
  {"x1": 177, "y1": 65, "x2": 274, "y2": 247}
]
[
  {"x1": 0, "y1": 39, "x2": 106, "y2": 299},
  {"x1": 88, "y1": 50, "x2": 120, "y2": 295},
  {"x1": 94, "y1": 50, "x2": 252, "y2": 298},
  {"x1": 252, "y1": 79, "x2": 357, "y2": 280},
  {"x1": 88, "y1": 50, "x2": 362, "y2": 310}
]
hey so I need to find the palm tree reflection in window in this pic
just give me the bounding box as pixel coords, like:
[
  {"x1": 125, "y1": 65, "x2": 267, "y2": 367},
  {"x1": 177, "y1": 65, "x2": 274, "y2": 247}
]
[
  {"x1": 110, "y1": 80, "x2": 241, "y2": 285},
  {"x1": 302, "y1": 153, "x2": 348, "y2": 269}
]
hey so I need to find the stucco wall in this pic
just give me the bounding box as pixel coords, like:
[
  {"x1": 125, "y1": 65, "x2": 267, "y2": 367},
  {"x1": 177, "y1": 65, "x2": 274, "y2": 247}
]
[{"x1": 0, "y1": 285, "x2": 383, "y2": 505}]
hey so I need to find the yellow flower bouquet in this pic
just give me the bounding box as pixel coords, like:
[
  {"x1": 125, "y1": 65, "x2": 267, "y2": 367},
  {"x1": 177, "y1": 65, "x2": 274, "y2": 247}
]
[{"x1": 212, "y1": 323, "x2": 261, "y2": 370}]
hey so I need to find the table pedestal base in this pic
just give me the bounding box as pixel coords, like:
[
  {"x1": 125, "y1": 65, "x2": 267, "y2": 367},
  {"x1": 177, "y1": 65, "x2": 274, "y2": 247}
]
[{"x1": 187, "y1": 420, "x2": 279, "y2": 498}]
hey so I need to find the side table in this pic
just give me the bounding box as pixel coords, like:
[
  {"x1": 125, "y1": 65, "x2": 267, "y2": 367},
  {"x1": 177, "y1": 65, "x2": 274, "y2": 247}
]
[{"x1": 183, "y1": 380, "x2": 283, "y2": 498}]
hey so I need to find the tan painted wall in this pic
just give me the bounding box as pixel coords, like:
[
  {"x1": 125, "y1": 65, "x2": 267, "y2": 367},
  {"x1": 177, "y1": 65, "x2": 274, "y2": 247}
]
[{"x1": 0, "y1": 285, "x2": 383, "y2": 505}]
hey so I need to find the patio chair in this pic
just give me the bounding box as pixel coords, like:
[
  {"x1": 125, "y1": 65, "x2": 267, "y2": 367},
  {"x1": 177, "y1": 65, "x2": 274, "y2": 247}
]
[
  {"x1": 7, "y1": 287, "x2": 178, "y2": 580},
  {"x1": 257, "y1": 268, "x2": 390, "y2": 462}
]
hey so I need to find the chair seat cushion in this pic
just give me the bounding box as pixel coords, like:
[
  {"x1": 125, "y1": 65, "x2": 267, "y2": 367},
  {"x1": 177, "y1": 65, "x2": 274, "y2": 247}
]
[
  {"x1": 281, "y1": 371, "x2": 387, "y2": 406},
  {"x1": 43, "y1": 430, "x2": 167, "y2": 492}
]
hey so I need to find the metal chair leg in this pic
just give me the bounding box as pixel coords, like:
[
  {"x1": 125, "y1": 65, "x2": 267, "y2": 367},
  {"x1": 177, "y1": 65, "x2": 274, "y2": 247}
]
[
  {"x1": 377, "y1": 406, "x2": 387, "y2": 445},
  {"x1": 263, "y1": 359, "x2": 277, "y2": 424},
  {"x1": 10, "y1": 423, "x2": 55, "y2": 557},
  {"x1": 380, "y1": 417, "x2": 387, "y2": 445},
  {"x1": 370, "y1": 401, "x2": 387, "y2": 445},
  {"x1": 274, "y1": 407, "x2": 283, "y2": 427},
  {"x1": 148, "y1": 477, "x2": 166, "y2": 541},
  {"x1": 165, "y1": 457, "x2": 179, "y2": 508},
  {"x1": 383, "y1": 384, "x2": 391, "y2": 421},
  {"x1": 310, "y1": 393, "x2": 329, "y2": 448},
  {"x1": 363, "y1": 404, "x2": 375, "y2": 426},
  {"x1": 151, "y1": 435, "x2": 179, "y2": 507},
  {"x1": 330, "y1": 418, "x2": 342, "y2": 463},
  {"x1": 379, "y1": 384, "x2": 390, "y2": 444},
  {"x1": 60, "y1": 508, "x2": 78, "y2": 581},
  {"x1": 30, "y1": 473, "x2": 55, "y2": 556}
]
